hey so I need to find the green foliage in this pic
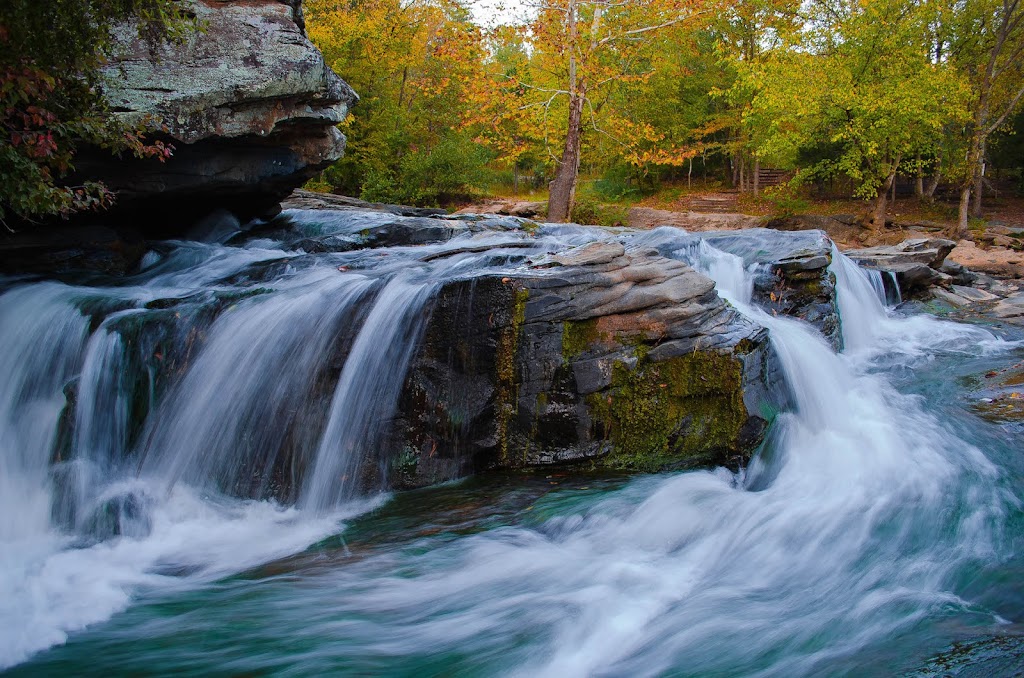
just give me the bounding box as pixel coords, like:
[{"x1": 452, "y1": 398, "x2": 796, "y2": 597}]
[
  {"x1": 307, "y1": 0, "x2": 487, "y2": 206},
  {"x1": 736, "y1": 0, "x2": 970, "y2": 205},
  {"x1": 358, "y1": 132, "x2": 493, "y2": 206},
  {"x1": 0, "y1": 0, "x2": 194, "y2": 225},
  {"x1": 569, "y1": 193, "x2": 629, "y2": 227},
  {"x1": 593, "y1": 163, "x2": 656, "y2": 202},
  {"x1": 302, "y1": 0, "x2": 1024, "y2": 216},
  {"x1": 763, "y1": 185, "x2": 809, "y2": 217}
]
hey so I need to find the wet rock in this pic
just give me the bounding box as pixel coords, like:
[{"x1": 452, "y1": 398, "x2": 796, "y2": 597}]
[
  {"x1": 846, "y1": 238, "x2": 956, "y2": 296},
  {"x1": 969, "y1": 361, "x2": 1024, "y2": 422},
  {"x1": 939, "y1": 260, "x2": 978, "y2": 286},
  {"x1": 990, "y1": 292, "x2": 1024, "y2": 322},
  {"x1": 951, "y1": 285, "x2": 999, "y2": 302},
  {"x1": 230, "y1": 208, "x2": 474, "y2": 251},
  {"x1": 282, "y1": 190, "x2": 448, "y2": 218},
  {"x1": 80, "y1": 490, "x2": 154, "y2": 541},
  {"x1": 701, "y1": 229, "x2": 841, "y2": 349},
  {"x1": 186, "y1": 209, "x2": 242, "y2": 244},
  {"x1": 847, "y1": 237, "x2": 956, "y2": 268},
  {"x1": 0, "y1": 224, "x2": 146, "y2": 276},
  {"x1": 386, "y1": 243, "x2": 788, "y2": 488},
  {"x1": 931, "y1": 287, "x2": 980, "y2": 309}
]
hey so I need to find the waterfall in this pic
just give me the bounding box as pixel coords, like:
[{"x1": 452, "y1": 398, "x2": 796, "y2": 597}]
[
  {"x1": 233, "y1": 237, "x2": 1008, "y2": 678},
  {"x1": 0, "y1": 218, "x2": 1017, "y2": 674},
  {"x1": 301, "y1": 275, "x2": 438, "y2": 510},
  {"x1": 0, "y1": 284, "x2": 90, "y2": 542},
  {"x1": 138, "y1": 272, "x2": 377, "y2": 501}
]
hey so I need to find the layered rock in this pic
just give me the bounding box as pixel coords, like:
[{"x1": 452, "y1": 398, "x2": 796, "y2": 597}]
[
  {"x1": 702, "y1": 228, "x2": 841, "y2": 348},
  {"x1": 385, "y1": 241, "x2": 788, "y2": 489},
  {"x1": 79, "y1": 0, "x2": 355, "y2": 229},
  {"x1": 846, "y1": 238, "x2": 956, "y2": 297},
  {"x1": 623, "y1": 226, "x2": 839, "y2": 349}
]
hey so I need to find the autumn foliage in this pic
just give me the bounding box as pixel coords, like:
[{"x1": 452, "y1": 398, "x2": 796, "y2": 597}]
[
  {"x1": 0, "y1": 0, "x2": 189, "y2": 227},
  {"x1": 306, "y1": 0, "x2": 1024, "y2": 227}
]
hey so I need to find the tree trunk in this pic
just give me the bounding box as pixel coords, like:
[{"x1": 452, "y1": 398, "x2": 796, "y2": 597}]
[
  {"x1": 971, "y1": 139, "x2": 985, "y2": 218},
  {"x1": 547, "y1": 0, "x2": 583, "y2": 223},
  {"x1": 957, "y1": 186, "x2": 971, "y2": 239},
  {"x1": 547, "y1": 91, "x2": 585, "y2": 223},
  {"x1": 960, "y1": 120, "x2": 986, "y2": 234},
  {"x1": 871, "y1": 187, "x2": 887, "y2": 232},
  {"x1": 753, "y1": 159, "x2": 760, "y2": 196},
  {"x1": 925, "y1": 164, "x2": 941, "y2": 199},
  {"x1": 870, "y1": 163, "x2": 899, "y2": 231},
  {"x1": 915, "y1": 154, "x2": 924, "y2": 198}
]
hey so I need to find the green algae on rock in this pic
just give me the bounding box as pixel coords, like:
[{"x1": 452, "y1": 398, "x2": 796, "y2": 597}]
[{"x1": 386, "y1": 240, "x2": 789, "y2": 488}]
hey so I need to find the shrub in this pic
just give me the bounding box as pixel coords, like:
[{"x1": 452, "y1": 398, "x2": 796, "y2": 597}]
[
  {"x1": 0, "y1": 0, "x2": 194, "y2": 225},
  {"x1": 570, "y1": 194, "x2": 629, "y2": 227},
  {"x1": 355, "y1": 133, "x2": 493, "y2": 207}
]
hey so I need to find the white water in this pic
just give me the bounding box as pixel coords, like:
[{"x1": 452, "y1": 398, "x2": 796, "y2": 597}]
[
  {"x1": 0, "y1": 221, "x2": 1018, "y2": 673},
  {"x1": 302, "y1": 275, "x2": 439, "y2": 510},
  {"x1": 281, "y1": 241, "x2": 1015, "y2": 677},
  {"x1": 139, "y1": 272, "x2": 377, "y2": 497},
  {"x1": 0, "y1": 222, "x2": 537, "y2": 668}
]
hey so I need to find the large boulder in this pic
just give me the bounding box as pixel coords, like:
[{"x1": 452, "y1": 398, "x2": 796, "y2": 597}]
[
  {"x1": 76, "y1": 0, "x2": 355, "y2": 230},
  {"x1": 383, "y1": 241, "x2": 788, "y2": 489}
]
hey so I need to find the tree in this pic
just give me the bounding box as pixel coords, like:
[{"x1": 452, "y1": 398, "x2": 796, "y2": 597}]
[
  {"x1": 517, "y1": 0, "x2": 710, "y2": 222},
  {"x1": 737, "y1": 0, "x2": 969, "y2": 229},
  {"x1": 0, "y1": 0, "x2": 191, "y2": 227},
  {"x1": 306, "y1": 0, "x2": 489, "y2": 205},
  {"x1": 947, "y1": 0, "x2": 1024, "y2": 235}
]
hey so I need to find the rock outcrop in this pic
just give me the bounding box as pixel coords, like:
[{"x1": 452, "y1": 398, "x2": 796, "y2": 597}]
[
  {"x1": 703, "y1": 229, "x2": 841, "y2": 348},
  {"x1": 78, "y1": 0, "x2": 355, "y2": 230},
  {"x1": 385, "y1": 241, "x2": 788, "y2": 489},
  {"x1": 846, "y1": 238, "x2": 956, "y2": 297},
  {"x1": 626, "y1": 227, "x2": 840, "y2": 349}
]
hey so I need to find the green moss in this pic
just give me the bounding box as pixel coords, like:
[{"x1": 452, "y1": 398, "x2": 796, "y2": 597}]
[
  {"x1": 587, "y1": 351, "x2": 749, "y2": 472},
  {"x1": 495, "y1": 286, "x2": 529, "y2": 465},
  {"x1": 561, "y1": 319, "x2": 603, "y2": 360}
]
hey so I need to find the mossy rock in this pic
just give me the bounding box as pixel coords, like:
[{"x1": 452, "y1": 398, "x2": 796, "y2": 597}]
[{"x1": 587, "y1": 351, "x2": 750, "y2": 472}]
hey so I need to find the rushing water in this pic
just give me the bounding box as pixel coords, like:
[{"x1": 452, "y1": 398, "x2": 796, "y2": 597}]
[{"x1": 1, "y1": 212, "x2": 1023, "y2": 676}]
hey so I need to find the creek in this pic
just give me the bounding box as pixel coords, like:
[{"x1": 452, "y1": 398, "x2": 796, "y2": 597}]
[{"x1": 2, "y1": 209, "x2": 1023, "y2": 676}]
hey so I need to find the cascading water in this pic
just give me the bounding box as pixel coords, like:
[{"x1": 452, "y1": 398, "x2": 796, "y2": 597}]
[
  {"x1": 302, "y1": 275, "x2": 439, "y2": 510},
  {"x1": 1, "y1": 213, "x2": 1022, "y2": 675}
]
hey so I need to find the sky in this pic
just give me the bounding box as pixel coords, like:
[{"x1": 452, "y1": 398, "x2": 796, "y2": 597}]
[{"x1": 468, "y1": 0, "x2": 533, "y2": 27}]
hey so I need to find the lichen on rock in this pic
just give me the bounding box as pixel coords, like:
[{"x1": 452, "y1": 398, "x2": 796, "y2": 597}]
[
  {"x1": 81, "y1": 0, "x2": 357, "y2": 228},
  {"x1": 587, "y1": 351, "x2": 750, "y2": 472}
]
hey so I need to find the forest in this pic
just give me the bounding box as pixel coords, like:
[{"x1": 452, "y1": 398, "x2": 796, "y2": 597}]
[{"x1": 304, "y1": 0, "x2": 1024, "y2": 235}]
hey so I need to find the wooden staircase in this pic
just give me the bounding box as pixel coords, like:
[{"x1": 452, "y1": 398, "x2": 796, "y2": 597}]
[
  {"x1": 756, "y1": 168, "x2": 791, "y2": 188},
  {"x1": 685, "y1": 191, "x2": 739, "y2": 213}
]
